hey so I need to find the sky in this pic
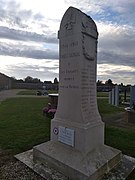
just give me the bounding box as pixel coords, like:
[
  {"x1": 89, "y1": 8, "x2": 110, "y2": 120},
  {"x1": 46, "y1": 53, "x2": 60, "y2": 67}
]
[{"x1": 0, "y1": 0, "x2": 135, "y2": 85}]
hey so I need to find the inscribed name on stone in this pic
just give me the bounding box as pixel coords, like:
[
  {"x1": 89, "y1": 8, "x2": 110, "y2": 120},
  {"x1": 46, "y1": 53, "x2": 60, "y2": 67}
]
[{"x1": 55, "y1": 7, "x2": 100, "y2": 124}]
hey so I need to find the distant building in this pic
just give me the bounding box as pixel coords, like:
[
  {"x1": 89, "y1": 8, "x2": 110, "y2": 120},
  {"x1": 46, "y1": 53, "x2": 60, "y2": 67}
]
[
  {"x1": 0, "y1": 73, "x2": 12, "y2": 90},
  {"x1": 14, "y1": 82, "x2": 58, "y2": 90},
  {"x1": 97, "y1": 85, "x2": 113, "y2": 92}
]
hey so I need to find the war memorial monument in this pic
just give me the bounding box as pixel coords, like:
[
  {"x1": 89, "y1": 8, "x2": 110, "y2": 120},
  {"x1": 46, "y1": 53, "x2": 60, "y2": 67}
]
[{"x1": 16, "y1": 7, "x2": 135, "y2": 180}]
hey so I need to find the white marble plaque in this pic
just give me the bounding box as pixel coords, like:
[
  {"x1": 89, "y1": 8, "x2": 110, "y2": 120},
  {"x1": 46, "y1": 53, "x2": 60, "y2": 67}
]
[{"x1": 58, "y1": 126, "x2": 74, "y2": 147}]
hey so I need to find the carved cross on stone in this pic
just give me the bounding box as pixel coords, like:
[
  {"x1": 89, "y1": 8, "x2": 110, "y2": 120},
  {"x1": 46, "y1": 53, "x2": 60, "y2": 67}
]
[{"x1": 65, "y1": 13, "x2": 76, "y2": 30}]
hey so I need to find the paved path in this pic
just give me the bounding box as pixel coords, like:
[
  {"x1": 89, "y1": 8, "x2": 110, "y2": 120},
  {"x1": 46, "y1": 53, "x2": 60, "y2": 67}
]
[
  {"x1": 0, "y1": 89, "x2": 23, "y2": 102},
  {"x1": 0, "y1": 89, "x2": 47, "y2": 103}
]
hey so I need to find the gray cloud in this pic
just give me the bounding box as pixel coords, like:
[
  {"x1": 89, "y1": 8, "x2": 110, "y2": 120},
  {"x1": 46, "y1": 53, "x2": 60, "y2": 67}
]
[
  {"x1": 97, "y1": 24, "x2": 135, "y2": 68},
  {"x1": 0, "y1": 26, "x2": 58, "y2": 43},
  {"x1": 0, "y1": 0, "x2": 134, "y2": 84},
  {"x1": 98, "y1": 51, "x2": 135, "y2": 68},
  {"x1": 0, "y1": 42, "x2": 58, "y2": 59},
  {"x1": 6, "y1": 63, "x2": 59, "y2": 81},
  {"x1": 66, "y1": 0, "x2": 135, "y2": 26},
  {"x1": 0, "y1": 0, "x2": 45, "y2": 28},
  {"x1": 22, "y1": 49, "x2": 58, "y2": 59},
  {"x1": 98, "y1": 69, "x2": 135, "y2": 85}
]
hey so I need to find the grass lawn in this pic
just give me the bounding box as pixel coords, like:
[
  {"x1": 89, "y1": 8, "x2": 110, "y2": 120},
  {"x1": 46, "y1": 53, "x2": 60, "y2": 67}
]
[
  {"x1": 17, "y1": 89, "x2": 58, "y2": 95},
  {"x1": 98, "y1": 98, "x2": 124, "y2": 117},
  {"x1": 17, "y1": 90, "x2": 37, "y2": 95},
  {"x1": 18, "y1": 90, "x2": 109, "y2": 97},
  {"x1": 105, "y1": 125, "x2": 135, "y2": 157},
  {"x1": 97, "y1": 92, "x2": 108, "y2": 97},
  {"x1": 0, "y1": 97, "x2": 50, "y2": 154},
  {"x1": 0, "y1": 97, "x2": 135, "y2": 160}
]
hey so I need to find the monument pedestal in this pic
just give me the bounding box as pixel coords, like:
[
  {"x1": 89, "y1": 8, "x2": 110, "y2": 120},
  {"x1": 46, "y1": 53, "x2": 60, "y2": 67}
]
[
  {"x1": 51, "y1": 119, "x2": 104, "y2": 154},
  {"x1": 33, "y1": 7, "x2": 122, "y2": 179},
  {"x1": 33, "y1": 141, "x2": 121, "y2": 179}
]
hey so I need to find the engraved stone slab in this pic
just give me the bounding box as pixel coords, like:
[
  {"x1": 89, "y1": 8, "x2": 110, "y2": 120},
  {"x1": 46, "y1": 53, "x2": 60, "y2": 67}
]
[
  {"x1": 115, "y1": 85, "x2": 119, "y2": 106},
  {"x1": 56, "y1": 7, "x2": 100, "y2": 124},
  {"x1": 58, "y1": 126, "x2": 74, "y2": 147},
  {"x1": 32, "y1": 7, "x2": 122, "y2": 180},
  {"x1": 130, "y1": 86, "x2": 135, "y2": 108},
  {"x1": 51, "y1": 6, "x2": 104, "y2": 153}
]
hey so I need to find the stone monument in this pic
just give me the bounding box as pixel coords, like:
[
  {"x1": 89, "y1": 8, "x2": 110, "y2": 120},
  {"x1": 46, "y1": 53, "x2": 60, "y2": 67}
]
[
  {"x1": 111, "y1": 88, "x2": 115, "y2": 105},
  {"x1": 33, "y1": 7, "x2": 121, "y2": 179},
  {"x1": 130, "y1": 85, "x2": 135, "y2": 108},
  {"x1": 109, "y1": 91, "x2": 112, "y2": 104},
  {"x1": 115, "y1": 85, "x2": 119, "y2": 106}
]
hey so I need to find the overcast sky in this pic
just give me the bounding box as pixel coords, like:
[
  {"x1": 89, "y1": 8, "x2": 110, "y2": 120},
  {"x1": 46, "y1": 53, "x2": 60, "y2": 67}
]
[{"x1": 0, "y1": 0, "x2": 134, "y2": 85}]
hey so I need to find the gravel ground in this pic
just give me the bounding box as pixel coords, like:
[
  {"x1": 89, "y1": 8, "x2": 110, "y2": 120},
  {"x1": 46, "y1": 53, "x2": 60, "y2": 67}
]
[{"x1": 0, "y1": 149, "x2": 45, "y2": 180}]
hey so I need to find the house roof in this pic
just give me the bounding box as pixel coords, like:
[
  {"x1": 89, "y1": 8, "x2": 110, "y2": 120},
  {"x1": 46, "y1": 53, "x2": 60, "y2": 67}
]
[{"x1": 0, "y1": 72, "x2": 11, "y2": 79}]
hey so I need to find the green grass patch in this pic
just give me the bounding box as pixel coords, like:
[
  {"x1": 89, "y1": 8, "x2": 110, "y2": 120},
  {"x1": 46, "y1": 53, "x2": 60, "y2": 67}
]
[
  {"x1": 0, "y1": 97, "x2": 50, "y2": 154},
  {"x1": 0, "y1": 96, "x2": 134, "y2": 159},
  {"x1": 18, "y1": 90, "x2": 108, "y2": 97},
  {"x1": 17, "y1": 89, "x2": 58, "y2": 95},
  {"x1": 17, "y1": 90, "x2": 37, "y2": 95},
  {"x1": 105, "y1": 125, "x2": 135, "y2": 157},
  {"x1": 48, "y1": 90, "x2": 58, "y2": 94},
  {"x1": 120, "y1": 92, "x2": 130, "y2": 97},
  {"x1": 97, "y1": 92, "x2": 108, "y2": 97},
  {"x1": 97, "y1": 98, "x2": 124, "y2": 117}
]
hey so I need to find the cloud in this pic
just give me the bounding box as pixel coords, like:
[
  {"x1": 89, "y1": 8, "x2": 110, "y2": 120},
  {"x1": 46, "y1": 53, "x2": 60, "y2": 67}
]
[
  {"x1": 0, "y1": 0, "x2": 58, "y2": 37},
  {"x1": 97, "y1": 64, "x2": 135, "y2": 85},
  {"x1": 8, "y1": 64, "x2": 59, "y2": 81},
  {"x1": 65, "y1": 0, "x2": 135, "y2": 25},
  {"x1": 98, "y1": 51, "x2": 135, "y2": 68},
  {"x1": 0, "y1": 56, "x2": 59, "y2": 81},
  {"x1": 0, "y1": 0, "x2": 134, "y2": 84},
  {"x1": 0, "y1": 26, "x2": 58, "y2": 43},
  {"x1": 0, "y1": 40, "x2": 58, "y2": 59},
  {"x1": 0, "y1": 0, "x2": 31, "y2": 28},
  {"x1": 97, "y1": 22, "x2": 135, "y2": 68}
]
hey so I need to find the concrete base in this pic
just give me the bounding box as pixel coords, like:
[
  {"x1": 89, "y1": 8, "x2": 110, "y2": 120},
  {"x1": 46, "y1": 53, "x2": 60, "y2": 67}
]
[
  {"x1": 51, "y1": 119, "x2": 104, "y2": 154},
  {"x1": 15, "y1": 148, "x2": 135, "y2": 180},
  {"x1": 33, "y1": 141, "x2": 121, "y2": 179}
]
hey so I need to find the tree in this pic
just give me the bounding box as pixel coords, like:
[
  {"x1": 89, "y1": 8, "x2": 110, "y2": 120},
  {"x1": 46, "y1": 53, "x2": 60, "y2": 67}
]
[
  {"x1": 54, "y1": 77, "x2": 59, "y2": 84},
  {"x1": 10, "y1": 77, "x2": 16, "y2": 82},
  {"x1": 105, "y1": 79, "x2": 113, "y2": 85},
  {"x1": 97, "y1": 80, "x2": 103, "y2": 86},
  {"x1": 24, "y1": 76, "x2": 41, "y2": 83},
  {"x1": 17, "y1": 79, "x2": 24, "y2": 83},
  {"x1": 44, "y1": 81, "x2": 52, "y2": 84},
  {"x1": 24, "y1": 76, "x2": 33, "y2": 83},
  {"x1": 33, "y1": 78, "x2": 41, "y2": 83}
]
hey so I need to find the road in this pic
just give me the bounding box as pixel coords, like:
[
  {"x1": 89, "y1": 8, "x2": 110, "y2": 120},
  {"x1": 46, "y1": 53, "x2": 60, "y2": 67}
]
[{"x1": 0, "y1": 89, "x2": 23, "y2": 102}]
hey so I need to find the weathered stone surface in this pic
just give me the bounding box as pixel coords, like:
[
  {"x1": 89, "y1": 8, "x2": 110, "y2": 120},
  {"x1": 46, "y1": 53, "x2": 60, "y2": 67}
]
[
  {"x1": 15, "y1": 149, "x2": 135, "y2": 180},
  {"x1": 33, "y1": 7, "x2": 122, "y2": 179},
  {"x1": 115, "y1": 85, "x2": 119, "y2": 106},
  {"x1": 51, "y1": 6, "x2": 104, "y2": 154},
  {"x1": 33, "y1": 141, "x2": 121, "y2": 180},
  {"x1": 130, "y1": 86, "x2": 135, "y2": 108}
]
